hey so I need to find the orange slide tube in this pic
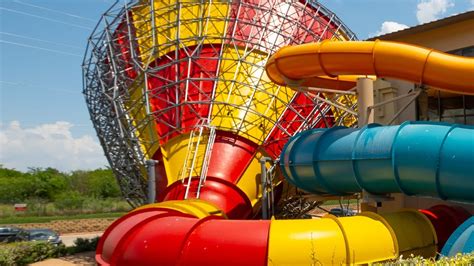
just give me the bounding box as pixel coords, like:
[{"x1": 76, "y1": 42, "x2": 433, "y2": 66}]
[{"x1": 265, "y1": 40, "x2": 474, "y2": 94}]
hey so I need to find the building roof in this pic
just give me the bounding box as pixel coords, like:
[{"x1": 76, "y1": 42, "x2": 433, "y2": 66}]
[{"x1": 367, "y1": 10, "x2": 474, "y2": 41}]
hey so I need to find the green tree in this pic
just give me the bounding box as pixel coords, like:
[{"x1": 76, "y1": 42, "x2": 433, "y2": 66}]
[
  {"x1": 86, "y1": 169, "x2": 121, "y2": 199},
  {"x1": 27, "y1": 168, "x2": 68, "y2": 201},
  {"x1": 0, "y1": 166, "x2": 122, "y2": 204},
  {"x1": 54, "y1": 191, "x2": 85, "y2": 211},
  {"x1": 0, "y1": 167, "x2": 33, "y2": 203},
  {"x1": 67, "y1": 170, "x2": 90, "y2": 195}
]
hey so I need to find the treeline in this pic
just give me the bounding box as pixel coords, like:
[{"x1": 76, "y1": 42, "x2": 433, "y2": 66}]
[{"x1": 0, "y1": 167, "x2": 121, "y2": 205}]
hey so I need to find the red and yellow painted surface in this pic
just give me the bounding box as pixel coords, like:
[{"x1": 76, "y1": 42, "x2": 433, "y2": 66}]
[
  {"x1": 97, "y1": 199, "x2": 465, "y2": 265},
  {"x1": 113, "y1": 0, "x2": 346, "y2": 209}
]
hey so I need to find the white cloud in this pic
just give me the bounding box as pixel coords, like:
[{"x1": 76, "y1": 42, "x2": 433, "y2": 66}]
[
  {"x1": 0, "y1": 121, "x2": 108, "y2": 172},
  {"x1": 416, "y1": 0, "x2": 455, "y2": 24},
  {"x1": 371, "y1": 21, "x2": 409, "y2": 37}
]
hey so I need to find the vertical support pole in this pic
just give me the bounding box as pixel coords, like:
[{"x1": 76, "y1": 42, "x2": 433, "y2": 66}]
[
  {"x1": 260, "y1": 157, "x2": 272, "y2": 219},
  {"x1": 357, "y1": 77, "x2": 374, "y2": 127},
  {"x1": 146, "y1": 160, "x2": 158, "y2": 204},
  {"x1": 357, "y1": 78, "x2": 375, "y2": 212}
]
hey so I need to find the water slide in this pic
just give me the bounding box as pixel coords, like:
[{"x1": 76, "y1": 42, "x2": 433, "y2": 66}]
[
  {"x1": 281, "y1": 122, "x2": 474, "y2": 202},
  {"x1": 266, "y1": 40, "x2": 474, "y2": 94},
  {"x1": 441, "y1": 217, "x2": 474, "y2": 256},
  {"x1": 97, "y1": 199, "x2": 443, "y2": 265},
  {"x1": 96, "y1": 40, "x2": 473, "y2": 265},
  {"x1": 268, "y1": 40, "x2": 473, "y2": 253}
]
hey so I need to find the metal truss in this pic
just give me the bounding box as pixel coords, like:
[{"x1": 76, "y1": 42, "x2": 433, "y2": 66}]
[{"x1": 82, "y1": 0, "x2": 358, "y2": 207}]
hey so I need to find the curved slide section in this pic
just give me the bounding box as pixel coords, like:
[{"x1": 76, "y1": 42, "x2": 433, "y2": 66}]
[
  {"x1": 96, "y1": 200, "x2": 438, "y2": 265},
  {"x1": 266, "y1": 40, "x2": 474, "y2": 94},
  {"x1": 441, "y1": 217, "x2": 474, "y2": 256},
  {"x1": 281, "y1": 121, "x2": 474, "y2": 202},
  {"x1": 421, "y1": 205, "x2": 472, "y2": 250}
]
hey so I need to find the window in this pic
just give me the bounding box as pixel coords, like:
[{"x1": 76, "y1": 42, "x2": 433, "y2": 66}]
[
  {"x1": 418, "y1": 46, "x2": 474, "y2": 125},
  {"x1": 427, "y1": 94, "x2": 474, "y2": 125},
  {"x1": 449, "y1": 46, "x2": 474, "y2": 57}
]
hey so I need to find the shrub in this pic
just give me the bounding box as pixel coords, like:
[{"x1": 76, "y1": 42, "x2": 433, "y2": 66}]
[
  {"x1": 0, "y1": 241, "x2": 66, "y2": 266},
  {"x1": 371, "y1": 252, "x2": 474, "y2": 265},
  {"x1": 53, "y1": 191, "x2": 85, "y2": 212},
  {"x1": 69, "y1": 237, "x2": 100, "y2": 253},
  {"x1": 0, "y1": 238, "x2": 100, "y2": 265}
]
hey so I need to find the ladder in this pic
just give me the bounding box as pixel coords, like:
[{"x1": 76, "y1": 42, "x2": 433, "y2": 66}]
[{"x1": 180, "y1": 118, "x2": 216, "y2": 199}]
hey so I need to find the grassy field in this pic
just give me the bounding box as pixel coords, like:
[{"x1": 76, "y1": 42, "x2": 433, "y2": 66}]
[
  {"x1": 0, "y1": 198, "x2": 131, "y2": 224},
  {"x1": 0, "y1": 212, "x2": 126, "y2": 224},
  {"x1": 321, "y1": 199, "x2": 359, "y2": 206}
]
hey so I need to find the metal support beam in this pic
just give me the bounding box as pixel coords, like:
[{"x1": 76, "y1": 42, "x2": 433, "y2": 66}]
[
  {"x1": 260, "y1": 157, "x2": 272, "y2": 220},
  {"x1": 357, "y1": 78, "x2": 374, "y2": 127},
  {"x1": 146, "y1": 159, "x2": 158, "y2": 204}
]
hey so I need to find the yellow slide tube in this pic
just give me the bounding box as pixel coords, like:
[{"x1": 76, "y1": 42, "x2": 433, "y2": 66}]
[
  {"x1": 266, "y1": 40, "x2": 474, "y2": 95},
  {"x1": 378, "y1": 210, "x2": 437, "y2": 258},
  {"x1": 268, "y1": 214, "x2": 396, "y2": 265},
  {"x1": 268, "y1": 210, "x2": 437, "y2": 265}
]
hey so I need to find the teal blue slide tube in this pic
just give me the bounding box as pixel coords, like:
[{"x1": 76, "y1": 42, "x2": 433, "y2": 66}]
[
  {"x1": 441, "y1": 217, "x2": 474, "y2": 256},
  {"x1": 280, "y1": 121, "x2": 474, "y2": 202}
]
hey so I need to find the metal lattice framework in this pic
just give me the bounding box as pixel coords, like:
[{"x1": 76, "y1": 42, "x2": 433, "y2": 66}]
[{"x1": 83, "y1": 0, "x2": 357, "y2": 207}]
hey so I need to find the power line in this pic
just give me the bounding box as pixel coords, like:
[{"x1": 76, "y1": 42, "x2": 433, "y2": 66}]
[
  {"x1": 0, "y1": 80, "x2": 80, "y2": 94},
  {"x1": 0, "y1": 7, "x2": 93, "y2": 30},
  {"x1": 0, "y1": 32, "x2": 82, "y2": 50},
  {"x1": 0, "y1": 40, "x2": 82, "y2": 57},
  {"x1": 13, "y1": 0, "x2": 96, "y2": 23},
  {"x1": 0, "y1": 80, "x2": 22, "y2": 86}
]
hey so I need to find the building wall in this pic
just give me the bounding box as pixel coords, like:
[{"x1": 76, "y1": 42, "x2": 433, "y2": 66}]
[{"x1": 380, "y1": 18, "x2": 474, "y2": 51}]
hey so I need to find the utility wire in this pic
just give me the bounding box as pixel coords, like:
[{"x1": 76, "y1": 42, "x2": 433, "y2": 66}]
[
  {"x1": 13, "y1": 0, "x2": 96, "y2": 23},
  {"x1": 0, "y1": 40, "x2": 82, "y2": 57},
  {"x1": 0, "y1": 7, "x2": 93, "y2": 30},
  {"x1": 0, "y1": 32, "x2": 82, "y2": 50},
  {"x1": 0, "y1": 80, "x2": 80, "y2": 94}
]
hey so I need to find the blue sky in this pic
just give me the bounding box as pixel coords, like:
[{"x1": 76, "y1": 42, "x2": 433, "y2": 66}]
[{"x1": 1, "y1": 0, "x2": 473, "y2": 171}]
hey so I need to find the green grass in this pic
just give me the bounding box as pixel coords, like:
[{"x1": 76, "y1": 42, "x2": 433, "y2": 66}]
[
  {"x1": 0, "y1": 198, "x2": 132, "y2": 223},
  {"x1": 0, "y1": 212, "x2": 126, "y2": 224},
  {"x1": 0, "y1": 197, "x2": 130, "y2": 224},
  {"x1": 321, "y1": 199, "x2": 359, "y2": 206}
]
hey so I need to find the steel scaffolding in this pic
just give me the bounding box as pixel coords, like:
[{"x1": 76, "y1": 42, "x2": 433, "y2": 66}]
[{"x1": 82, "y1": 0, "x2": 357, "y2": 207}]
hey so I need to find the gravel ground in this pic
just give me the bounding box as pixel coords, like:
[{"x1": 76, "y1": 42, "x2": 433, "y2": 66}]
[{"x1": 30, "y1": 251, "x2": 95, "y2": 266}]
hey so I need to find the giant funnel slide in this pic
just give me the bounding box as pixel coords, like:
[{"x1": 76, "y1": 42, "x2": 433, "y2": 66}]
[
  {"x1": 281, "y1": 121, "x2": 474, "y2": 202},
  {"x1": 266, "y1": 40, "x2": 474, "y2": 94}
]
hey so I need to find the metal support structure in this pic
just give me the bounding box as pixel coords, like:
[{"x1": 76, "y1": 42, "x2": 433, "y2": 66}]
[
  {"x1": 196, "y1": 124, "x2": 216, "y2": 199},
  {"x1": 387, "y1": 90, "x2": 421, "y2": 125},
  {"x1": 361, "y1": 189, "x2": 394, "y2": 203},
  {"x1": 369, "y1": 89, "x2": 421, "y2": 125},
  {"x1": 357, "y1": 78, "x2": 376, "y2": 210},
  {"x1": 146, "y1": 159, "x2": 158, "y2": 204},
  {"x1": 304, "y1": 86, "x2": 357, "y2": 95},
  {"x1": 82, "y1": 0, "x2": 358, "y2": 207},
  {"x1": 357, "y1": 78, "x2": 375, "y2": 127},
  {"x1": 260, "y1": 157, "x2": 272, "y2": 220}
]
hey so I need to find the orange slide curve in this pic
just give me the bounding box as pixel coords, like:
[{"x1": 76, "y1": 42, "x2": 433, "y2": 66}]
[{"x1": 265, "y1": 40, "x2": 474, "y2": 94}]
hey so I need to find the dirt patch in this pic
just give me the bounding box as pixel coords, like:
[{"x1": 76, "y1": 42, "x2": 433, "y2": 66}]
[
  {"x1": 30, "y1": 252, "x2": 96, "y2": 266},
  {"x1": 59, "y1": 251, "x2": 96, "y2": 265},
  {"x1": 2, "y1": 218, "x2": 116, "y2": 234}
]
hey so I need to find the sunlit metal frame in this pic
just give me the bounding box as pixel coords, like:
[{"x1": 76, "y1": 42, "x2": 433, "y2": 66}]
[{"x1": 82, "y1": 0, "x2": 357, "y2": 207}]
